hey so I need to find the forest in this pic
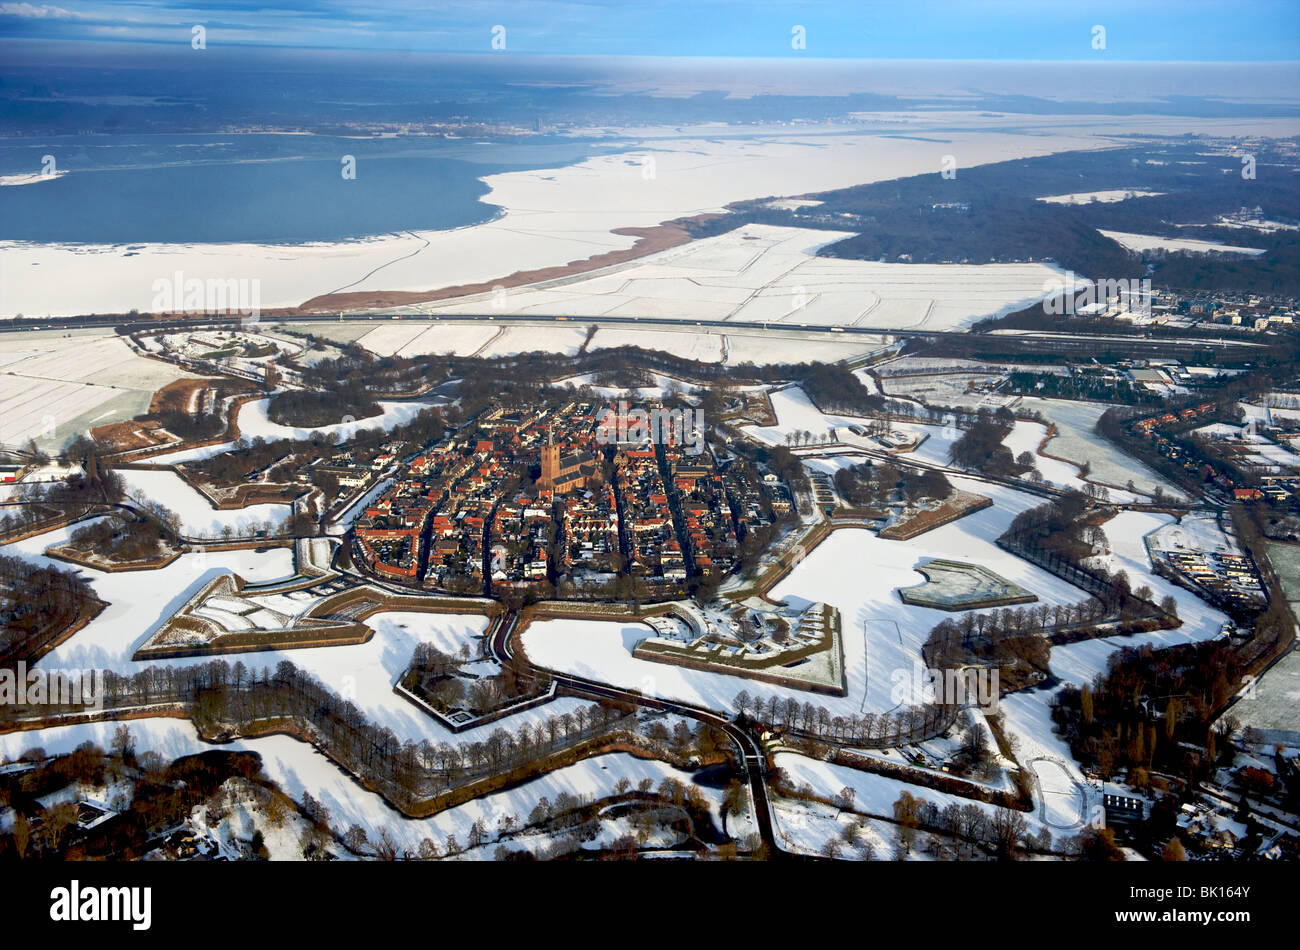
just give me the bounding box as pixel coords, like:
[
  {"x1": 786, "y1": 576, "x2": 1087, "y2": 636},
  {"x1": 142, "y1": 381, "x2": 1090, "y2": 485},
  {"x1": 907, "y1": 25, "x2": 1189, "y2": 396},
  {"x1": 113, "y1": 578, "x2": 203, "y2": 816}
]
[
  {"x1": 947, "y1": 407, "x2": 1030, "y2": 478},
  {"x1": 0, "y1": 553, "x2": 99, "y2": 664},
  {"x1": 832, "y1": 459, "x2": 951, "y2": 510},
  {"x1": 723, "y1": 140, "x2": 1300, "y2": 293},
  {"x1": 1051, "y1": 640, "x2": 1247, "y2": 787},
  {"x1": 267, "y1": 377, "x2": 383, "y2": 429}
]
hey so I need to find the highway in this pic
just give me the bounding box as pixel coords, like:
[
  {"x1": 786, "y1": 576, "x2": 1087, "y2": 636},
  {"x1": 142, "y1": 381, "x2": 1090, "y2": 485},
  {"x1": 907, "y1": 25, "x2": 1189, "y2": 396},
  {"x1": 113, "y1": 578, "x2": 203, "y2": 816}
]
[{"x1": 0, "y1": 310, "x2": 1268, "y2": 361}]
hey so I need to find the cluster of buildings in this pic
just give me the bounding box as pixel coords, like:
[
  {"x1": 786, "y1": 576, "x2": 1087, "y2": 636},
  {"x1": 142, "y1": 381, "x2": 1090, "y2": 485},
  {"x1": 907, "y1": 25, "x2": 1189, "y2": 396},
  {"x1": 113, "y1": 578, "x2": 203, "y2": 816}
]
[
  {"x1": 1064, "y1": 283, "x2": 1300, "y2": 334},
  {"x1": 614, "y1": 443, "x2": 683, "y2": 583},
  {"x1": 312, "y1": 443, "x2": 400, "y2": 494},
  {"x1": 352, "y1": 398, "x2": 788, "y2": 597},
  {"x1": 636, "y1": 600, "x2": 841, "y2": 693},
  {"x1": 556, "y1": 483, "x2": 620, "y2": 578},
  {"x1": 1161, "y1": 549, "x2": 1266, "y2": 610},
  {"x1": 670, "y1": 450, "x2": 738, "y2": 580},
  {"x1": 1132, "y1": 401, "x2": 1300, "y2": 504},
  {"x1": 489, "y1": 493, "x2": 555, "y2": 589},
  {"x1": 1070, "y1": 281, "x2": 1163, "y2": 325},
  {"x1": 1171, "y1": 797, "x2": 1300, "y2": 860},
  {"x1": 1177, "y1": 288, "x2": 1300, "y2": 332},
  {"x1": 735, "y1": 471, "x2": 793, "y2": 523},
  {"x1": 1130, "y1": 402, "x2": 1219, "y2": 436}
]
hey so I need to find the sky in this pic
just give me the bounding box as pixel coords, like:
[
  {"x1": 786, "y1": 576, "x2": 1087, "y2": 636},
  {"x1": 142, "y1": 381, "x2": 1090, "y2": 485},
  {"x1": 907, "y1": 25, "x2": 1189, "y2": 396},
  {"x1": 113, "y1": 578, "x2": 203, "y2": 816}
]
[{"x1": 0, "y1": 0, "x2": 1296, "y2": 61}]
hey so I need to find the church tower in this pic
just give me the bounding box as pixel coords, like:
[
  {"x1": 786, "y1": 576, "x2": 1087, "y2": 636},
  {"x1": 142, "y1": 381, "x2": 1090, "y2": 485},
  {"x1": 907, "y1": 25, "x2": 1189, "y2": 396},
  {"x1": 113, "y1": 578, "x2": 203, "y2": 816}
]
[{"x1": 540, "y1": 436, "x2": 561, "y2": 490}]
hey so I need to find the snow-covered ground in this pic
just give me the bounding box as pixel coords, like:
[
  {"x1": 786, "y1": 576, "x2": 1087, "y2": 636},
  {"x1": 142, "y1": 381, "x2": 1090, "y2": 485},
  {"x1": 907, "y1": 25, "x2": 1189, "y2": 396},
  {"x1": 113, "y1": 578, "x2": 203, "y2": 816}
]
[
  {"x1": 1051, "y1": 510, "x2": 1230, "y2": 688},
  {"x1": 987, "y1": 510, "x2": 1232, "y2": 839},
  {"x1": 5, "y1": 522, "x2": 293, "y2": 664},
  {"x1": 1015, "y1": 396, "x2": 1185, "y2": 499},
  {"x1": 587, "y1": 327, "x2": 724, "y2": 362},
  {"x1": 741, "y1": 384, "x2": 899, "y2": 447},
  {"x1": 3, "y1": 516, "x2": 641, "y2": 755},
  {"x1": 3, "y1": 522, "x2": 571, "y2": 747},
  {"x1": 1149, "y1": 513, "x2": 1234, "y2": 557},
  {"x1": 119, "y1": 469, "x2": 290, "y2": 536},
  {"x1": 775, "y1": 748, "x2": 1041, "y2": 827},
  {"x1": 1002, "y1": 419, "x2": 1131, "y2": 499},
  {"x1": 352, "y1": 322, "x2": 499, "y2": 358},
  {"x1": 524, "y1": 479, "x2": 1092, "y2": 717},
  {"x1": 1037, "y1": 189, "x2": 1164, "y2": 204},
  {"x1": 148, "y1": 395, "x2": 437, "y2": 464},
  {"x1": 476, "y1": 325, "x2": 591, "y2": 357},
  {"x1": 745, "y1": 386, "x2": 1160, "y2": 506},
  {"x1": 235, "y1": 395, "x2": 440, "y2": 444},
  {"x1": 724, "y1": 332, "x2": 879, "y2": 366},
  {"x1": 346, "y1": 320, "x2": 883, "y2": 367},
  {"x1": 352, "y1": 321, "x2": 593, "y2": 359},
  {"x1": 1, "y1": 120, "x2": 1142, "y2": 318},
  {"x1": 1099, "y1": 229, "x2": 1266, "y2": 256},
  {"x1": 0, "y1": 719, "x2": 745, "y2": 857},
  {"x1": 997, "y1": 689, "x2": 1096, "y2": 833},
  {"x1": 770, "y1": 748, "x2": 1065, "y2": 857},
  {"x1": 0, "y1": 332, "x2": 196, "y2": 452},
  {"x1": 415, "y1": 224, "x2": 1077, "y2": 332}
]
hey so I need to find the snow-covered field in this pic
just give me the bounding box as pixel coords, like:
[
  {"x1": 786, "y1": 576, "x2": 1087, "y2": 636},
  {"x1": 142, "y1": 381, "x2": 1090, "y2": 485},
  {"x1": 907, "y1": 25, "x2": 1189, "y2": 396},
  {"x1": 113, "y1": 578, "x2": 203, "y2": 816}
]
[
  {"x1": 1035, "y1": 510, "x2": 1230, "y2": 692},
  {"x1": 997, "y1": 520, "x2": 1231, "y2": 838},
  {"x1": 997, "y1": 689, "x2": 1095, "y2": 833},
  {"x1": 3, "y1": 519, "x2": 608, "y2": 750},
  {"x1": 1002, "y1": 419, "x2": 1133, "y2": 499},
  {"x1": 414, "y1": 224, "x2": 1076, "y2": 332},
  {"x1": 1099, "y1": 229, "x2": 1266, "y2": 256},
  {"x1": 587, "y1": 327, "x2": 724, "y2": 362},
  {"x1": 772, "y1": 750, "x2": 1059, "y2": 845},
  {"x1": 0, "y1": 332, "x2": 195, "y2": 451},
  {"x1": 1232, "y1": 648, "x2": 1300, "y2": 742},
  {"x1": 476, "y1": 325, "x2": 590, "y2": 357},
  {"x1": 724, "y1": 332, "x2": 879, "y2": 366},
  {"x1": 880, "y1": 372, "x2": 1020, "y2": 413},
  {"x1": 352, "y1": 322, "x2": 498, "y2": 358},
  {"x1": 1037, "y1": 189, "x2": 1163, "y2": 204},
  {"x1": 1015, "y1": 396, "x2": 1185, "y2": 499},
  {"x1": 235, "y1": 395, "x2": 440, "y2": 443},
  {"x1": 345, "y1": 320, "x2": 883, "y2": 366},
  {"x1": 6, "y1": 523, "x2": 294, "y2": 664},
  {"x1": 742, "y1": 384, "x2": 882, "y2": 445}
]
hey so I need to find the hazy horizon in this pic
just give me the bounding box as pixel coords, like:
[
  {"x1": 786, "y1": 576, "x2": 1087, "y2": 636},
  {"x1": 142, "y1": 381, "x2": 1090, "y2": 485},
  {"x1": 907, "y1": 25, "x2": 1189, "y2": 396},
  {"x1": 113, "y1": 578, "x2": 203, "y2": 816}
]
[{"x1": 1, "y1": 0, "x2": 1297, "y2": 61}]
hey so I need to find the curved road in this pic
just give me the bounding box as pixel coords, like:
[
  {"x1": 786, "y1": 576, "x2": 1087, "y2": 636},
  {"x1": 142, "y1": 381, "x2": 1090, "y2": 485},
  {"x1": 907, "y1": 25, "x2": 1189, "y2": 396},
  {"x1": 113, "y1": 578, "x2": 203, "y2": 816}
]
[{"x1": 490, "y1": 610, "x2": 783, "y2": 857}]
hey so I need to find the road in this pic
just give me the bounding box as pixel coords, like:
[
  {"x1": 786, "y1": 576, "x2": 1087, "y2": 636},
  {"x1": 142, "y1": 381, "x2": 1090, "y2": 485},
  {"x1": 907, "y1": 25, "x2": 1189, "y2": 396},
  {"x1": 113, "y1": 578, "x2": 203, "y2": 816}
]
[
  {"x1": 1, "y1": 311, "x2": 1267, "y2": 361},
  {"x1": 490, "y1": 610, "x2": 784, "y2": 857}
]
